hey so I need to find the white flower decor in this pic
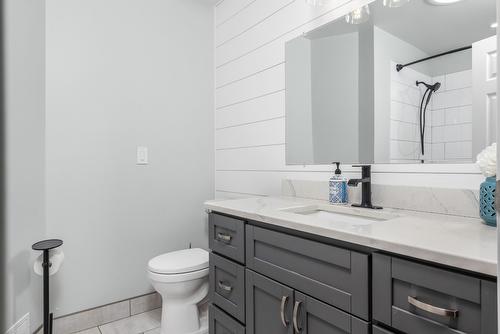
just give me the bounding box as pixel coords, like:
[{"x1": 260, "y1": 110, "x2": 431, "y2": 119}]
[{"x1": 476, "y1": 143, "x2": 497, "y2": 177}]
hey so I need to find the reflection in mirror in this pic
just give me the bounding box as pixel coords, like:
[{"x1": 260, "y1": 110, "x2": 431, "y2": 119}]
[{"x1": 285, "y1": 0, "x2": 497, "y2": 165}]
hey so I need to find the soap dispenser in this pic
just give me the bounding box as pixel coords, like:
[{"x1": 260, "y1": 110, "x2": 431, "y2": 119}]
[{"x1": 329, "y1": 162, "x2": 348, "y2": 204}]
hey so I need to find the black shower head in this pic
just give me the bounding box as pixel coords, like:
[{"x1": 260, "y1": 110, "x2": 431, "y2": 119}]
[{"x1": 416, "y1": 81, "x2": 441, "y2": 92}]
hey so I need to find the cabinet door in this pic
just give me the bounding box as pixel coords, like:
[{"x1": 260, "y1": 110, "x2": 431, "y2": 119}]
[
  {"x1": 293, "y1": 292, "x2": 369, "y2": 334},
  {"x1": 246, "y1": 269, "x2": 293, "y2": 334}
]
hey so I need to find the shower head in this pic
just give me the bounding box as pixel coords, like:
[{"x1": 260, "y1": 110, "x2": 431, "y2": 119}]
[{"x1": 416, "y1": 81, "x2": 441, "y2": 92}]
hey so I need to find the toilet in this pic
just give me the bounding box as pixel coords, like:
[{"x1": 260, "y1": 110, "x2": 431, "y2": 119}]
[{"x1": 148, "y1": 248, "x2": 209, "y2": 334}]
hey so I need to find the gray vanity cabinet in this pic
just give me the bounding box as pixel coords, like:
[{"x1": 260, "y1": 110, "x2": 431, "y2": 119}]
[
  {"x1": 373, "y1": 253, "x2": 498, "y2": 334},
  {"x1": 208, "y1": 212, "x2": 497, "y2": 334},
  {"x1": 246, "y1": 269, "x2": 369, "y2": 334}
]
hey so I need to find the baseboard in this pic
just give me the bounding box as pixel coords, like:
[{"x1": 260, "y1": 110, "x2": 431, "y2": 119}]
[{"x1": 5, "y1": 313, "x2": 30, "y2": 334}]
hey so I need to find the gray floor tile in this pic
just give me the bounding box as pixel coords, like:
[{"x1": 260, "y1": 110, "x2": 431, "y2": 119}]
[
  {"x1": 143, "y1": 328, "x2": 160, "y2": 334},
  {"x1": 99, "y1": 309, "x2": 161, "y2": 334},
  {"x1": 73, "y1": 328, "x2": 101, "y2": 334},
  {"x1": 54, "y1": 301, "x2": 129, "y2": 334}
]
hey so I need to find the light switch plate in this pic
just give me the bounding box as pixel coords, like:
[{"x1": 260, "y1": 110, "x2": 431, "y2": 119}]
[{"x1": 137, "y1": 146, "x2": 148, "y2": 165}]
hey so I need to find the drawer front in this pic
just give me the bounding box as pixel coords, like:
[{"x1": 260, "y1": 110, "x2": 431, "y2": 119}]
[
  {"x1": 210, "y1": 253, "x2": 246, "y2": 323},
  {"x1": 209, "y1": 304, "x2": 245, "y2": 334},
  {"x1": 373, "y1": 253, "x2": 498, "y2": 334},
  {"x1": 372, "y1": 325, "x2": 395, "y2": 334},
  {"x1": 295, "y1": 291, "x2": 370, "y2": 334},
  {"x1": 209, "y1": 213, "x2": 245, "y2": 264},
  {"x1": 246, "y1": 225, "x2": 369, "y2": 320}
]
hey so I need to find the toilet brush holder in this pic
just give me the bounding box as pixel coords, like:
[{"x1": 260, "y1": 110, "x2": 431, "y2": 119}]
[{"x1": 32, "y1": 239, "x2": 63, "y2": 334}]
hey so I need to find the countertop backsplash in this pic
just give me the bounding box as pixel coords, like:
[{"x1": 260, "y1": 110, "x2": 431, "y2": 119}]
[{"x1": 282, "y1": 179, "x2": 480, "y2": 219}]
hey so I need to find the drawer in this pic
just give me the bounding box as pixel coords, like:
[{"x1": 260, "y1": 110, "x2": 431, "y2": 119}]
[
  {"x1": 246, "y1": 225, "x2": 369, "y2": 320},
  {"x1": 373, "y1": 254, "x2": 498, "y2": 334},
  {"x1": 210, "y1": 252, "x2": 245, "y2": 323},
  {"x1": 209, "y1": 213, "x2": 245, "y2": 264},
  {"x1": 372, "y1": 325, "x2": 395, "y2": 334},
  {"x1": 209, "y1": 304, "x2": 245, "y2": 334}
]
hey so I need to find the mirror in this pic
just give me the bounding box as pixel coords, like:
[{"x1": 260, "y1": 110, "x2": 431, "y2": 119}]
[{"x1": 286, "y1": 0, "x2": 497, "y2": 165}]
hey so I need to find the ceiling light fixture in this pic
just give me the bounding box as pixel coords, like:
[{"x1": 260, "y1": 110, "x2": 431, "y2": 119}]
[
  {"x1": 345, "y1": 5, "x2": 370, "y2": 24},
  {"x1": 383, "y1": 0, "x2": 410, "y2": 8},
  {"x1": 426, "y1": 0, "x2": 464, "y2": 6}
]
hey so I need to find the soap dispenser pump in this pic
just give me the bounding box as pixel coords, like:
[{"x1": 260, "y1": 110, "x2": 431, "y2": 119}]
[{"x1": 329, "y1": 162, "x2": 348, "y2": 204}]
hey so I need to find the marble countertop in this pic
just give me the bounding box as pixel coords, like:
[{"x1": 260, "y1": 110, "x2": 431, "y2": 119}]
[{"x1": 205, "y1": 196, "x2": 498, "y2": 276}]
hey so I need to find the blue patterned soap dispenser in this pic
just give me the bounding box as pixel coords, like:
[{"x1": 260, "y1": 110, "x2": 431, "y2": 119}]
[{"x1": 329, "y1": 162, "x2": 348, "y2": 205}]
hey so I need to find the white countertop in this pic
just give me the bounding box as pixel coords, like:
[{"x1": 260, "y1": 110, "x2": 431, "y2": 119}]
[{"x1": 205, "y1": 196, "x2": 498, "y2": 276}]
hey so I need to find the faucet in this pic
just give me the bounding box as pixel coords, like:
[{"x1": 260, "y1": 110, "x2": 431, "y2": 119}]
[{"x1": 347, "y1": 165, "x2": 382, "y2": 210}]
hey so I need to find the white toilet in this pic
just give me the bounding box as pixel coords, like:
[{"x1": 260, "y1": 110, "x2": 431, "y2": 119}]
[{"x1": 148, "y1": 248, "x2": 209, "y2": 334}]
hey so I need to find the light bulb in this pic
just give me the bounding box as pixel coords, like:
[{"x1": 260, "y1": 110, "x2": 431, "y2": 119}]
[
  {"x1": 383, "y1": 0, "x2": 410, "y2": 7},
  {"x1": 345, "y1": 5, "x2": 370, "y2": 25}
]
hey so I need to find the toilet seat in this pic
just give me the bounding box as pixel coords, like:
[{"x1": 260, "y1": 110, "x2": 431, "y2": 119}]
[
  {"x1": 148, "y1": 248, "x2": 209, "y2": 275},
  {"x1": 148, "y1": 267, "x2": 209, "y2": 283}
]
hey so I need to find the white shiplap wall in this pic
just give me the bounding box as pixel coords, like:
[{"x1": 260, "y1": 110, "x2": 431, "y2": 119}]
[{"x1": 214, "y1": 0, "x2": 483, "y2": 199}]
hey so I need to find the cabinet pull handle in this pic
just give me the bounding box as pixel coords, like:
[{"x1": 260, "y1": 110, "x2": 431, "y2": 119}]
[
  {"x1": 280, "y1": 296, "x2": 289, "y2": 328},
  {"x1": 408, "y1": 296, "x2": 458, "y2": 319},
  {"x1": 293, "y1": 301, "x2": 303, "y2": 333},
  {"x1": 217, "y1": 281, "x2": 233, "y2": 292},
  {"x1": 216, "y1": 232, "x2": 232, "y2": 243}
]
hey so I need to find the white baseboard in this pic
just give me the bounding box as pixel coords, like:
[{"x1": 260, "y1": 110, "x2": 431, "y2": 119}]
[{"x1": 6, "y1": 313, "x2": 30, "y2": 334}]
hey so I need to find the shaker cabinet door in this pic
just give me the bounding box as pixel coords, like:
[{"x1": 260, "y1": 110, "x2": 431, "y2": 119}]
[
  {"x1": 293, "y1": 292, "x2": 369, "y2": 334},
  {"x1": 246, "y1": 269, "x2": 294, "y2": 334}
]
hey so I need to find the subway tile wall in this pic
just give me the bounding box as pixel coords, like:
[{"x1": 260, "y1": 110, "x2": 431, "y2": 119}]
[{"x1": 390, "y1": 61, "x2": 472, "y2": 162}]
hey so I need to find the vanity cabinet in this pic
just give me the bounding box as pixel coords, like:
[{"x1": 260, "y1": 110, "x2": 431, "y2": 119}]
[{"x1": 208, "y1": 212, "x2": 497, "y2": 334}]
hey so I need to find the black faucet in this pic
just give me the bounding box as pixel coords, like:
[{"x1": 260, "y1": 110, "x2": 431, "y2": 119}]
[{"x1": 347, "y1": 165, "x2": 382, "y2": 210}]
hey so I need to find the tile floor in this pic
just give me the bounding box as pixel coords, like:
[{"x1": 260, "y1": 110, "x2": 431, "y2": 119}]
[{"x1": 74, "y1": 309, "x2": 161, "y2": 334}]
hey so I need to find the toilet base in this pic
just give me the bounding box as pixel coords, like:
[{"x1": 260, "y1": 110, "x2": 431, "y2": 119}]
[{"x1": 159, "y1": 303, "x2": 208, "y2": 334}]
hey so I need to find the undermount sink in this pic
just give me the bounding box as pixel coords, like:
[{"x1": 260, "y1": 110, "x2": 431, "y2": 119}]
[{"x1": 281, "y1": 204, "x2": 399, "y2": 226}]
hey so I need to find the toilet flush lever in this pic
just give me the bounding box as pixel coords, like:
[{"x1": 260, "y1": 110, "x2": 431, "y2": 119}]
[{"x1": 216, "y1": 232, "x2": 232, "y2": 243}]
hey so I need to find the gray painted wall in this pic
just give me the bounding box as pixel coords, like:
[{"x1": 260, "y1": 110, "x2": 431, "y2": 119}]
[
  {"x1": 45, "y1": 0, "x2": 214, "y2": 317},
  {"x1": 3, "y1": 0, "x2": 46, "y2": 330}
]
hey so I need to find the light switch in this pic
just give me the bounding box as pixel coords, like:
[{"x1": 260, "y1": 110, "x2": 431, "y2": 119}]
[{"x1": 137, "y1": 146, "x2": 148, "y2": 165}]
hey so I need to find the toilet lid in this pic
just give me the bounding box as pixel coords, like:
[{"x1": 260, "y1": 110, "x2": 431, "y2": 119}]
[{"x1": 148, "y1": 248, "x2": 209, "y2": 274}]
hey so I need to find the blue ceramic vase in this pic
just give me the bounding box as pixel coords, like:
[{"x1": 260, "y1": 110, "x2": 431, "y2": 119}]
[{"x1": 480, "y1": 176, "x2": 496, "y2": 226}]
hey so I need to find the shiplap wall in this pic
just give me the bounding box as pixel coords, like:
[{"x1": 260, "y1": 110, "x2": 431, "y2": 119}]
[{"x1": 214, "y1": 0, "x2": 484, "y2": 199}]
